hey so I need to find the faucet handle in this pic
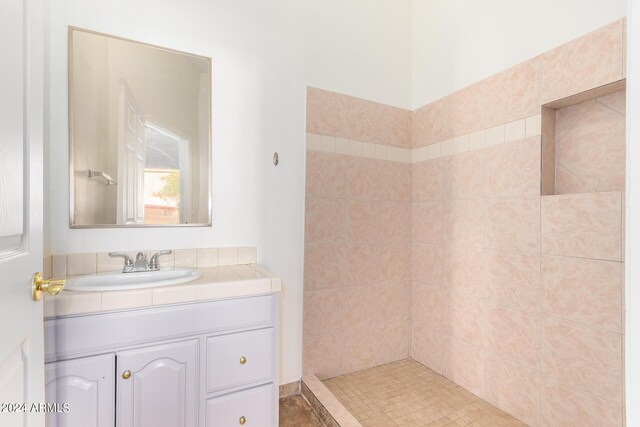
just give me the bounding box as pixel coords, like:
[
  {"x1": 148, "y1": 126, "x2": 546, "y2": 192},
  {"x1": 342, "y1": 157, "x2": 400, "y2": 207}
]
[
  {"x1": 149, "y1": 250, "x2": 173, "y2": 270},
  {"x1": 109, "y1": 252, "x2": 134, "y2": 266}
]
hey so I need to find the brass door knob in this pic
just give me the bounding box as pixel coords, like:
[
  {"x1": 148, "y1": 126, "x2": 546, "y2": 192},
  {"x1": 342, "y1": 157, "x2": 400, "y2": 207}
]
[
  {"x1": 239, "y1": 356, "x2": 247, "y2": 365},
  {"x1": 32, "y1": 272, "x2": 65, "y2": 301},
  {"x1": 239, "y1": 416, "x2": 246, "y2": 425},
  {"x1": 122, "y1": 370, "x2": 132, "y2": 380}
]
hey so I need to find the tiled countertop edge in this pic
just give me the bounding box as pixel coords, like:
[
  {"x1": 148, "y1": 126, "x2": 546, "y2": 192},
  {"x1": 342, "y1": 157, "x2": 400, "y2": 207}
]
[
  {"x1": 301, "y1": 375, "x2": 362, "y2": 427},
  {"x1": 43, "y1": 264, "x2": 282, "y2": 319}
]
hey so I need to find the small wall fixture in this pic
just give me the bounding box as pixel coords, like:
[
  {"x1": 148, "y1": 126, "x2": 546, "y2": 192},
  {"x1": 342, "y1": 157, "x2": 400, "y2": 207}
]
[
  {"x1": 87, "y1": 169, "x2": 117, "y2": 186},
  {"x1": 273, "y1": 152, "x2": 279, "y2": 166}
]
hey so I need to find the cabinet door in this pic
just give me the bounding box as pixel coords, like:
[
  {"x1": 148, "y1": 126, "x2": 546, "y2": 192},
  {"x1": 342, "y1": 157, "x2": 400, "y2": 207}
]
[
  {"x1": 44, "y1": 353, "x2": 115, "y2": 427},
  {"x1": 117, "y1": 339, "x2": 198, "y2": 427}
]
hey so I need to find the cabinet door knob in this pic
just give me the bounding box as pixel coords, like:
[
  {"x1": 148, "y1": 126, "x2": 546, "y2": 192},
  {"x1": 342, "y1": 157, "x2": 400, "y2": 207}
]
[
  {"x1": 239, "y1": 356, "x2": 247, "y2": 365},
  {"x1": 122, "y1": 370, "x2": 132, "y2": 379},
  {"x1": 239, "y1": 416, "x2": 246, "y2": 425}
]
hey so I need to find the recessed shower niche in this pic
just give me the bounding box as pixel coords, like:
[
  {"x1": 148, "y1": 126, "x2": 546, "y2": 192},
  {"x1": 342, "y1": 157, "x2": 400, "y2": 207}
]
[{"x1": 541, "y1": 80, "x2": 626, "y2": 195}]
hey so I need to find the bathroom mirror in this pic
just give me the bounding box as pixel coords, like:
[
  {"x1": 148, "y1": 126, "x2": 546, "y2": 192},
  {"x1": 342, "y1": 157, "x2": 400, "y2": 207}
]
[{"x1": 68, "y1": 27, "x2": 212, "y2": 227}]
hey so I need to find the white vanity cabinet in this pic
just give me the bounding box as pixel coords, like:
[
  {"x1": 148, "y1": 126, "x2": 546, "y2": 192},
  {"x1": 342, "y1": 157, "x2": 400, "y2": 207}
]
[
  {"x1": 45, "y1": 354, "x2": 115, "y2": 427},
  {"x1": 117, "y1": 339, "x2": 199, "y2": 427},
  {"x1": 44, "y1": 293, "x2": 279, "y2": 427}
]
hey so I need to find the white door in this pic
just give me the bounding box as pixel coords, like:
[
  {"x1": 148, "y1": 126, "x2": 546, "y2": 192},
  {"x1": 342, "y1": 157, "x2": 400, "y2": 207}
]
[
  {"x1": 117, "y1": 81, "x2": 146, "y2": 224},
  {"x1": 0, "y1": 0, "x2": 46, "y2": 426}
]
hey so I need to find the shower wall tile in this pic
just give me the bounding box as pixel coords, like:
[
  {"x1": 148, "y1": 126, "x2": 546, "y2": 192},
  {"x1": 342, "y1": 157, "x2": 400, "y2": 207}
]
[
  {"x1": 541, "y1": 192, "x2": 623, "y2": 261},
  {"x1": 377, "y1": 320, "x2": 411, "y2": 365},
  {"x1": 484, "y1": 250, "x2": 540, "y2": 313},
  {"x1": 305, "y1": 197, "x2": 345, "y2": 243},
  {"x1": 412, "y1": 243, "x2": 444, "y2": 286},
  {"x1": 443, "y1": 246, "x2": 484, "y2": 298},
  {"x1": 412, "y1": 202, "x2": 444, "y2": 244},
  {"x1": 380, "y1": 243, "x2": 411, "y2": 282},
  {"x1": 412, "y1": 159, "x2": 444, "y2": 202},
  {"x1": 412, "y1": 97, "x2": 451, "y2": 148},
  {"x1": 541, "y1": 20, "x2": 624, "y2": 104},
  {"x1": 555, "y1": 93, "x2": 626, "y2": 193},
  {"x1": 483, "y1": 303, "x2": 540, "y2": 370},
  {"x1": 303, "y1": 334, "x2": 343, "y2": 380},
  {"x1": 541, "y1": 378, "x2": 622, "y2": 427},
  {"x1": 598, "y1": 90, "x2": 626, "y2": 115},
  {"x1": 342, "y1": 326, "x2": 378, "y2": 374},
  {"x1": 343, "y1": 286, "x2": 379, "y2": 333},
  {"x1": 542, "y1": 317, "x2": 622, "y2": 403},
  {"x1": 444, "y1": 199, "x2": 485, "y2": 248},
  {"x1": 306, "y1": 151, "x2": 345, "y2": 198},
  {"x1": 485, "y1": 353, "x2": 541, "y2": 427},
  {"x1": 379, "y1": 162, "x2": 411, "y2": 201},
  {"x1": 442, "y1": 290, "x2": 484, "y2": 347},
  {"x1": 306, "y1": 87, "x2": 348, "y2": 137},
  {"x1": 346, "y1": 200, "x2": 382, "y2": 243},
  {"x1": 304, "y1": 243, "x2": 346, "y2": 291},
  {"x1": 412, "y1": 283, "x2": 442, "y2": 327},
  {"x1": 485, "y1": 137, "x2": 541, "y2": 197},
  {"x1": 447, "y1": 82, "x2": 489, "y2": 138},
  {"x1": 412, "y1": 322, "x2": 444, "y2": 374},
  {"x1": 443, "y1": 150, "x2": 486, "y2": 199},
  {"x1": 442, "y1": 335, "x2": 484, "y2": 398},
  {"x1": 380, "y1": 202, "x2": 411, "y2": 242},
  {"x1": 345, "y1": 157, "x2": 380, "y2": 200},
  {"x1": 304, "y1": 289, "x2": 343, "y2": 338},
  {"x1": 379, "y1": 105, "x2": 411, "y2": 148},
  {"x1": 345, "y1": 244, "x2": 380, "y2": 286},
  {"x1": 307, "y1": 87, "x2": 411, "y2": 149},
  {"x1": 379, "y1": 281, "x2": 411, "y2": 323},
  {"x1": 347, "y1": 96, "x2": 381, "y2": 143},
  {"x1": 485, "y1": 196, "x2": 540, "y2": 253},
  {"x1": 542, "y1": 255, "x2": 623, "y2": 332},
  {"x1": 497, "y1": 57, "x2": 542, "y2": 124}
]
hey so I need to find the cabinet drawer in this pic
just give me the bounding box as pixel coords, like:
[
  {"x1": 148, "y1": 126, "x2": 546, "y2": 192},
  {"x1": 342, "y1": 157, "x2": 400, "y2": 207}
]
[
  {"x1": 206, "y1": 328, "x2": 274, "y2": 392},
  {"x1": 206, "y1": 384, "x2": 274, "y2": 427}
]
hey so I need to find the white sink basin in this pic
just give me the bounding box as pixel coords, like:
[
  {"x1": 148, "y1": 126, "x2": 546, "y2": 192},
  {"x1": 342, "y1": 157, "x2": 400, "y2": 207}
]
[{"x1": 65, "y1": 269, "x2": 202, "y2": 292}]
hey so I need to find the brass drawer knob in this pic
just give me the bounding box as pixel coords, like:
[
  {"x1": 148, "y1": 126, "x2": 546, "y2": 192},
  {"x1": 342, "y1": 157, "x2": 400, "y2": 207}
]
[
  {"x1": 239, "y1": 416, "x2": 246, "y2": 425},
  {"x1": 122, "y1": 370, "x2": 132, "y2": 380},
  {"x1": 239, "y1": 356, "x2": 247, "y2": 365}
]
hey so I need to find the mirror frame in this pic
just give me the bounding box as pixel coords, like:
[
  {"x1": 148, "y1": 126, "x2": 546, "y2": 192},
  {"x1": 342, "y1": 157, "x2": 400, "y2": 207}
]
[{"x1": 68, "y1": 26, "x2": 213, "y2": 228}]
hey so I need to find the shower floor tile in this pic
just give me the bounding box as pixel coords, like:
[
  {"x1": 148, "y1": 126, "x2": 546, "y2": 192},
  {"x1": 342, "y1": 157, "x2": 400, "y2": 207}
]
[{"x1": 324, "y1": 359, "x2": 526, "y2": 427}]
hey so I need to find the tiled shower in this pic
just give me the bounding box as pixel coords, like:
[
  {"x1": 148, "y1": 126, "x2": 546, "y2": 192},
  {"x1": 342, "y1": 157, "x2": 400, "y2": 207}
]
[{"x1": 303, "y1": 19, "x2": 626, "y2": 427}]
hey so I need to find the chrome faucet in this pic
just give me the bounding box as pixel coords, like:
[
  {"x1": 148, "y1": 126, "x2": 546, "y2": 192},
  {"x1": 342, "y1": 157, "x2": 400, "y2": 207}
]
[{"x1": 109, "y1": 250, "x2": 173, "y2": 273}]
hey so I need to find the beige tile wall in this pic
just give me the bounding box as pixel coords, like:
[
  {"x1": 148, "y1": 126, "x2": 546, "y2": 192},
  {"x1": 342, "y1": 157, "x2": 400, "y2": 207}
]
[
  {"x1": 303, "y1": 151, "x2": 412, "y2": 379},
  {"x1": 304, "y1": 18, "x2": 627, "y2": 427},
  {"x1": 304, "y1": 92, "x2": 413, "y2": 379},
  {"x1": 409, "y1": 19, "x2": 626, "y2": 427}
]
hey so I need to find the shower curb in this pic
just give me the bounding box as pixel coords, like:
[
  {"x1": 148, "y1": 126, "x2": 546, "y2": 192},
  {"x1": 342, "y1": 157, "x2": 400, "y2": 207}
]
[{"x1": 301, "y1": 375, "x2": 363, "y2": 427}]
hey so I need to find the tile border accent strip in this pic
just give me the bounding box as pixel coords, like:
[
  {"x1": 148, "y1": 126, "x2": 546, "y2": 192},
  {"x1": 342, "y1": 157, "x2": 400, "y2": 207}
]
[
  {"x1": 306, "y1": 133, "x2": 413, "y2": 163},
  {"x1": 306, "y1": 114, "x2": 542, "y2": 164}
]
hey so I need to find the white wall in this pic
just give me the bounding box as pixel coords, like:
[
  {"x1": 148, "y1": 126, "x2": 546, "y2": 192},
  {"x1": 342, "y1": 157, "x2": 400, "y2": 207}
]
[
  {"x1": 626, "y1": 0, "x2": 639, "y2": 423},
  {"x1": 411, "y1": 0, "x2": 628, "y2": 108},
  {"x1": 45, "y1": 0, "x2": 412, "y2": 384}
]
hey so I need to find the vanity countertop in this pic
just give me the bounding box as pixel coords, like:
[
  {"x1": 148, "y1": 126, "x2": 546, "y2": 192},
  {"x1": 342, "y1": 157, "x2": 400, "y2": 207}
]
[{"x1": 43, "y1": 264, "x2": 281, "y2": 319}]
